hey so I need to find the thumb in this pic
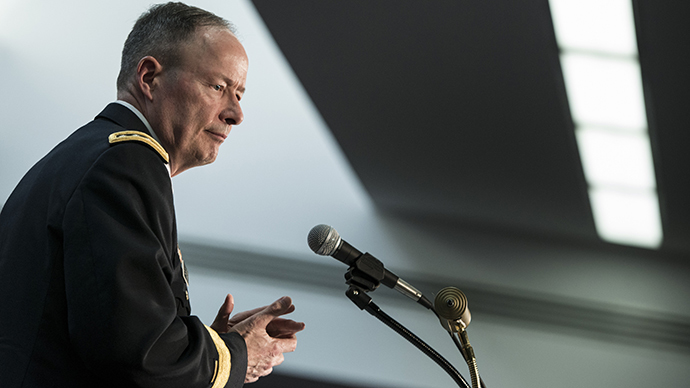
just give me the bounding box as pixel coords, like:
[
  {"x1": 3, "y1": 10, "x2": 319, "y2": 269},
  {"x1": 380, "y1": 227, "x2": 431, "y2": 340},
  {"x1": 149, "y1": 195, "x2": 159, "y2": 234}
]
[{"x1": 211, "y1": 294, "x2": 234, "y2": 332}]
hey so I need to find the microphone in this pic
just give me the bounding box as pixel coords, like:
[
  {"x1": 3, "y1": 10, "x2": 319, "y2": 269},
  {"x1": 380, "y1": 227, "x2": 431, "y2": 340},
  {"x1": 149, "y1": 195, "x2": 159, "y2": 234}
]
[
  {"x1": 308, "y1": 224, "x2": 432, "y2": 309},
  {"x1": 434, "y1": 287, "x2": 481, "y2": 388},
  {"x1": 434, "y1": 286, "x2": 472, "y2": 332}
]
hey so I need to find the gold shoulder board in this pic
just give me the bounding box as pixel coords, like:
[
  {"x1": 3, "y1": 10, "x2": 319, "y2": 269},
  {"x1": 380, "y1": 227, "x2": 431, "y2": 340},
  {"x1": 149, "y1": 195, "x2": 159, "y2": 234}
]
[{"x1": 108, "y1": 130, "x2": 169, "y2": 164}]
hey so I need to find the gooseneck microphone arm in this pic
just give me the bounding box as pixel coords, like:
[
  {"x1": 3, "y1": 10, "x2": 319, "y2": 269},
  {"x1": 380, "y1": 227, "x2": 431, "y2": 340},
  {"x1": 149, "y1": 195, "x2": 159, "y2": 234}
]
[{"x1": 346, "y1": 285, "x2": 471, "y2": 388}]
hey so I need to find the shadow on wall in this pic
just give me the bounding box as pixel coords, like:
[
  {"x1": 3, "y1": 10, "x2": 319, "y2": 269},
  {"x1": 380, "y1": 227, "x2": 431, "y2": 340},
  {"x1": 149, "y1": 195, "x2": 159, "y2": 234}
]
[{"x1": 180, "y1": 233, "x2": 690, "y2": 357}]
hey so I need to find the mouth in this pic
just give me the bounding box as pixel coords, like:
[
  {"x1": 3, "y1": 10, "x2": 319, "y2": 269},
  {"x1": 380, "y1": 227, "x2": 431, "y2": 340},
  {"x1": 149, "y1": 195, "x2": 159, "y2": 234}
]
[{"x1": 205, "y1": 130, "x2": 228, "y2": 142}]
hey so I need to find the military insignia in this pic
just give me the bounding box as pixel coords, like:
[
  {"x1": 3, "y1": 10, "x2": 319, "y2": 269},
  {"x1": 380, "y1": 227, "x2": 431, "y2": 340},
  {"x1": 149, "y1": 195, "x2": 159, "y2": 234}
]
[
  {"x1": 108, "y1": 130, "x2": 169, "y2": 163},
  {"x1": 204, "y1": 325, "x2": 231, "y2": 388},
  {"x1": 178, "y1": 245, "x2": 190, "y2": 292}
]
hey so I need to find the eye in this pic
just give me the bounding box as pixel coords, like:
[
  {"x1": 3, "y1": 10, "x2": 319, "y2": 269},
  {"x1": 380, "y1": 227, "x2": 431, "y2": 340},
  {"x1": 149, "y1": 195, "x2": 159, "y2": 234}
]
[{"x1": 212, "y1": 84, "x2": 223, "y2": 92}]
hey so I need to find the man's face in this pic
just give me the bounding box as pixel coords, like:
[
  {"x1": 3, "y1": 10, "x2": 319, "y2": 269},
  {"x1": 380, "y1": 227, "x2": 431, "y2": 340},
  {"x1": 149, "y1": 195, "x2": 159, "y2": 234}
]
[{"x1": 149, "y1": 27, "x2": 248, "y2": 176}]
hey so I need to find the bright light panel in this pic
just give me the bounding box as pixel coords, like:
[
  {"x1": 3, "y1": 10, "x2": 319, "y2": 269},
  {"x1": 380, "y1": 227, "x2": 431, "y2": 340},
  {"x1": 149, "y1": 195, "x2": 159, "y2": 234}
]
[
  {"x1": 575, "y1": 127, "x2": 656, "y2": 190},
  {"x1": 552, "y1": 0, "x2": 663, "y2": 248},
  {"x1": 549, "y1": 0, "x2": 638, "y2": 56},
  {"x1": 588, "y1": 188, "x2": 663, "y2": 248},
  {"x1": 560, "y1": 53, "x2": 647, "y2": 130}
]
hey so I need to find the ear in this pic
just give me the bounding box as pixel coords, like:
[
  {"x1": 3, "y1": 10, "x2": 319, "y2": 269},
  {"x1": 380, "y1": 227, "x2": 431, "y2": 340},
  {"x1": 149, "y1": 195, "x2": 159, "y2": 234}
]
[{"x1": 136, "y1": 56, "x2": 163, "y2": 101}]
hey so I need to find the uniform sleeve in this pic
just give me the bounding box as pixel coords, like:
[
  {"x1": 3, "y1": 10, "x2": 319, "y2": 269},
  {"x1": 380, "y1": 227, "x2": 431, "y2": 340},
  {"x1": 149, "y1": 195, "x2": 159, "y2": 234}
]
[{"x1": 61, "y1": 143, "x2": 247, "y2": 387}]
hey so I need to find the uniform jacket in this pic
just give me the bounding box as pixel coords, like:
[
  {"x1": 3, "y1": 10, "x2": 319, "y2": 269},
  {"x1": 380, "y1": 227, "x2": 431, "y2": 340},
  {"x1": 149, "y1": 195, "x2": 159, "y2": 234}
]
[{"x1": 0, "y1": 103, "x2": 246, "y2": 387}]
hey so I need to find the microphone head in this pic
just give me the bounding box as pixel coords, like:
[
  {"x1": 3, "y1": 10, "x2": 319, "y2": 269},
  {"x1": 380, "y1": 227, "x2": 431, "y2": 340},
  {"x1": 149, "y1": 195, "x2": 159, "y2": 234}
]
[
  {"x1": 308, "y1": 224, "x2": 342, "y2": 256},
  {"x1": 434, "y1": 287, "x2": 471, "y2": 330}
]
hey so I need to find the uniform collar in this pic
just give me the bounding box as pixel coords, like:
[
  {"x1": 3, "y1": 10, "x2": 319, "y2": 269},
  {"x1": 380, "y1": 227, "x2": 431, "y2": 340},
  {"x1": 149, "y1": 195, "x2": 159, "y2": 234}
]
[
  {"x1": 97, "y1": 102, "x2": 172, "y2": 177},
  {"x1": 112, "y1": 100, "x2": 163, "y2": 146}
]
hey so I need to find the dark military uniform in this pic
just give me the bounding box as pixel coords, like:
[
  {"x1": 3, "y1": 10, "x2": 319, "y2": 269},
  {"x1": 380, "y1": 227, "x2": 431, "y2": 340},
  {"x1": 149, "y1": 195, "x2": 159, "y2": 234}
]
[{"x1": 0, "y1": 103, "x2": 246, "y2": 387}]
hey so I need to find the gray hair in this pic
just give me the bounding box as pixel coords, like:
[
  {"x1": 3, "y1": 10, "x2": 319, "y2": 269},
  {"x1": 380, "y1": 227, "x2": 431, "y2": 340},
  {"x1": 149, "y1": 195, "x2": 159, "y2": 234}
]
[{"x1": 116, "y1": 2, "x2": 235, "y2": 91}]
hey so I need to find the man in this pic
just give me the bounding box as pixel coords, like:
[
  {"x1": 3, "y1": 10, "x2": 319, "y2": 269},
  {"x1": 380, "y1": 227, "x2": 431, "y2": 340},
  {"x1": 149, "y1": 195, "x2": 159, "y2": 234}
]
[{"x1": 0, "y1": 2, "x2": 304, "y2": 387}]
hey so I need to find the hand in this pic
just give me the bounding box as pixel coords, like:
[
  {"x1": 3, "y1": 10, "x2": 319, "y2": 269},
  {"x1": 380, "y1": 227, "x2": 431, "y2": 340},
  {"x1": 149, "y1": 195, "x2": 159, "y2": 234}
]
[{"x1": 211, "y1": 295, "x2": 305, "y2": 383}]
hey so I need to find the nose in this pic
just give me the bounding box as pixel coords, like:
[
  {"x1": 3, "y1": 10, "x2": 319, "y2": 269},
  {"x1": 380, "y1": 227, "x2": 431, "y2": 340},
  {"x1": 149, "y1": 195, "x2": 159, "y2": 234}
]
[{"x1": 220, "y1": 98, "x2": 244, "y2": 126}]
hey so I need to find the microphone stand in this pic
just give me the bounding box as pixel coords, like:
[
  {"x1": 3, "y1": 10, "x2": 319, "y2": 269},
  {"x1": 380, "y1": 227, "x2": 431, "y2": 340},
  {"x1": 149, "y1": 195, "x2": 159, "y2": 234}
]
[
  {"x1": 343, "y1": 260, "x2": 471, "y2": 388},
  {"x1": 346, "y1": 286, "x2": 470, "y2": 388}
]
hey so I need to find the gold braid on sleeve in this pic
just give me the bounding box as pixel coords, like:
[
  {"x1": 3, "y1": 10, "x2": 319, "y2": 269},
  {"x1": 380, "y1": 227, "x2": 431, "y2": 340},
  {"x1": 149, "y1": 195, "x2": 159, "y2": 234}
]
[{"x1": 204, "y1": 325, "x2": 231, "y2": 388}]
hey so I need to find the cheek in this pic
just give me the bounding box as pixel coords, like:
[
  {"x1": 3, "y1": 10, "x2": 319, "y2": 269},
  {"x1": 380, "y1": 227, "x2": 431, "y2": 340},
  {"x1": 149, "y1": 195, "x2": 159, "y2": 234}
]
[
  {"x1": 185, "y1": 92, "x2": 219, "y2": 120},
  {"x1": 163, "y1": 87, "x2": 220, "y2": 137},
  {"x1": 173, "y1": 101, "x2": 212, "y2": 133}
]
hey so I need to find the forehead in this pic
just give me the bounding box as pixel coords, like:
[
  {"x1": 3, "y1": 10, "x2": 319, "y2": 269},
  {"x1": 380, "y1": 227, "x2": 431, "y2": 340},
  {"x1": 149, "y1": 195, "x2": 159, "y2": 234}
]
[{"x1": 180, "y1": 27, "x2": 248, "y2": 82}]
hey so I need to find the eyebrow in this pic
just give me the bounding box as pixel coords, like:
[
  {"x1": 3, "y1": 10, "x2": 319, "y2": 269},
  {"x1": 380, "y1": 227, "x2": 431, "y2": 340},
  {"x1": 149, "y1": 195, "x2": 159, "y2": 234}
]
[{"x1": 223, "y1": 76, "x2": 246, "y2": 95}]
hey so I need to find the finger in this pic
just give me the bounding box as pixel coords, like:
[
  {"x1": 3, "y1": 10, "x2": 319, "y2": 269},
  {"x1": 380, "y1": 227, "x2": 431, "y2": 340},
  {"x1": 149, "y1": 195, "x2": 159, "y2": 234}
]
[
  {"x1": 233, "y1": 297, "x2": 292, "y2": 334},
  {"x1": 232, "y1": 296, "x2": 296, "y2": 326},
  {"x1": 259, "y1": 366, "x2": 274, "y2": 378},
  {"x1": 227, "y1": 305, "x2": 268, "y2": 326},
  {"x1": 244, "y1": 351, "x2": 283, "y2": 383},
  {"x1": 266, "y1": 318, "x2": 306, "y2": 338},
  {"x1": 267, "y1": 317, "x2": 305, "y2": 329},
  {"x1": 266, "y1": 296, "x2": 295, "y2": 316},
  {"x1": 270, "y1": 332, "x2": 297, "y2": 340},
  {"x1": 281, "y1": 304, "x2": 296, "y2": 315},
  {"x1": 210, "y1": 294, "x2": 234, "y2": 332},
  {"x1": 247, "y1": 296, "x2": 296, "y2": 330},
  {"x1": 245, "y1": 365, "x2": 274, "y2": 384},
  {"x1": 244, "y1": 373, "x2": 261, "y2": 384}
]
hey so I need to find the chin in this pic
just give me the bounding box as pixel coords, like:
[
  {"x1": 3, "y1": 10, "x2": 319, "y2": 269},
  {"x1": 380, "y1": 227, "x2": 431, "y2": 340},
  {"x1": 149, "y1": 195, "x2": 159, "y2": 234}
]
[{"x1": 202, "y1": 153, "x2": 219, "y2": 166}]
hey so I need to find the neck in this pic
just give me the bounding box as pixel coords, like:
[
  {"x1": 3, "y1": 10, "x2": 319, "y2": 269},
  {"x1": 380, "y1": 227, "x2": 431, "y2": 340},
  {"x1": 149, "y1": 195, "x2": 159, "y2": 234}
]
[
  {"x1": 116, "y1": 89, "x2": 147, "y2": 116},
  {"x1": 116, "y1": 89, "x2": 182, "y2": 176}
]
